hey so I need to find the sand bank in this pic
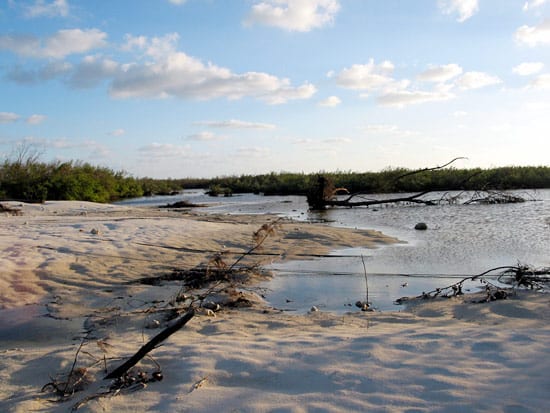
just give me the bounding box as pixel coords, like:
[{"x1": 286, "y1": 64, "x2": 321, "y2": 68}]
[{"x1": 0, "y1": 201, "x2": 548, "y2": 412}]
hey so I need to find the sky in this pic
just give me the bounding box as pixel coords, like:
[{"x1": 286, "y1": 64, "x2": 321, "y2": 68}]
[{"x1": 0, "y1": 0, "x2": 549, "y2": 178}]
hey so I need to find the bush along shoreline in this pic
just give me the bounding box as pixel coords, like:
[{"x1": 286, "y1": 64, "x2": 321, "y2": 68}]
[{"x1": 1, "y1": 154, "x2": 549, "y2": 203}]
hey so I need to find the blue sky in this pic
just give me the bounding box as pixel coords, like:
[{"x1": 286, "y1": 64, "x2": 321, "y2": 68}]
[{"x1": 1, "y1": 0, "x2": 549, "y2": 178}]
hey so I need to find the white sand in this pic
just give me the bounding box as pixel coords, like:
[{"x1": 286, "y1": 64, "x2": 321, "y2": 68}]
[{"x1": 0, "y1": 201, "x2": 548, "y2": 412}]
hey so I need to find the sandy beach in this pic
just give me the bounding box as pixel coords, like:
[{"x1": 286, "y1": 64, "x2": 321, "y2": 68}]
[{"x1": 0, "y1": 201, "x2": 548, "y2": 412}]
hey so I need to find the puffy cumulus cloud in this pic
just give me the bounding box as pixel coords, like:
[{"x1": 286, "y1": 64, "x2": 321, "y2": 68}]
[
  {"x1": 438, "y1": 0, "x2": 479, "y2": 22},
  {"x1": 0, "y1": 112, "x2": 20, "y2": 123},
  {"x1": 0, "y1": 28, "x2": 107, "y2": 59},
  {"x1": 515, "y1": 19, "x2": 550, "y2": 46},
  {"x1": 335, "y1": 59, "x2": 399, "y2": 91},
  {"x1": 529, "y1": 73, "x2": 550, "y2": 89},
  {"x1": 22, "y1": 0, "x2": 69, "y2": 18},
  {"x1": 523, "y1": 0, "x2": 549, "y2": 11},
  {"x1": 196, "y1": 119, "x2": 276, "y2": 129},
  {"x1": 417, "y1": 63, "x2": 463, "y2": 83},
  {"x1": 318, "y1": 95, "x2": 341, "y2": 107},
  {"x1": 334, "y1": 60, "x2": 502, "y2": 108},
  {"x1": 67, "y1": 55, "x2": 119, "y2": 88},
  {"x1": 110, "y1": 51, "x2": 316, "y2": 104},
  {"x1": 26, "y1": 114, "x2": 47, "y2": 124},
  {"x1": 377, "y1": 89, "x2": 455, "y2": 108},
  {"x1": 245, "y1": 0, "x2": 340, "y2": 32},
  {"x1": 454, "y1": 71, "x2": 502, "y2": 89},
  {"x1": 513, "y1": 62, "x2": 544, "y2": 75},
  {"x1": 122, "y1": 33, "x2": 179, "y2": 60}
]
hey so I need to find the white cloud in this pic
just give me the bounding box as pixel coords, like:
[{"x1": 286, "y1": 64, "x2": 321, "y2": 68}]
[
  {"x1": 187, "y1": 131, "x2": 227, "y2": 141},
  {"x1": 23, "y1": 0, "x2": 69, "y2": 18},
  {"x1": 513, "y1": 62, "x2": 544, "y2": 76},
  {"x1": 454, "y1": 71, "x2": 502, "y2": 89},
  {"x1": 196, "y1": 119, "x2": 276, "y2": 129},
  {"x1": 377, "y1": 89, "x2": 455, "y2": 108},
  {"x1": 26, "y1": 114, "x2": 47, "y2": 124},
  {"x1": 0, "y1": 112, "x2": 20, "y2": 123},
  {"x1": 123, "y1": 33, "x2": 179, "y2": 60},
  {"x1": 335, "y1": 59, "x2": 399, "y2": 91},
  {"x1": 318, "y1": 95, "x2": 341, "y2": 107},
  {"x1": 0, "y1": 28, "x2": 107, "y2": 59},
  {"x1": 515, "y1": 19, "x2": 550, "y2": 46},
  {"x1": 168, "y1": 0, "x2": 187, "y2": 5},
  {"x1": 438, "y1": 0, "x2": 479, "y2": 22},
  {"x1": 109, "y1": 128, "x2": 125, "y2": 136},
  {"x1": 110, "y1": 50, "x2": 316, "y2": 104},
  {"x1": 523, "y1": 0, "x2": 549, "y2": 11},
  {"x1": 529, "y1": 73, "x2": 550, "y2": 89},
  {"x1": 245, "y1": 0, "x2": 340, "y2": 32},
  {"x1": 417, "y1": 63, "x2": 463, "y2": 82},
  {"x1": 68, "y1": 55, "x2": 119, "y2": 88}
]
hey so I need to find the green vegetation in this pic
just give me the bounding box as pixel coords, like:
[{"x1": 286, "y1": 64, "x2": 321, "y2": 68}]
[
  {"x1": 207, "y1": 166, "x2": 550, "y2": 196},
  {"x1": 0, "y1": 147, "x2": 192, "y2": 203},
  {"x1": 1, "y1": 146, "x2": 548, "y2": 203}
]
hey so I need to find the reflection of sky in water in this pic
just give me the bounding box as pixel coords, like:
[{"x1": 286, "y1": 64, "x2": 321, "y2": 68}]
[{"x1": 119, "y1": 189, "x2": 550, "y2": 313}]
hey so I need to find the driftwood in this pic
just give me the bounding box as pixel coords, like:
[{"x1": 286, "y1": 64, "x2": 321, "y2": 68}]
[
  {"x1": 104, "y1": 309, "x2": 195, "y2": 380},
  {"x1": 308, "y1": 158, "x2": 466, "y2": 210},
  {"x1": 307, "y1": 158, "x2": 533, "y2": 210}
]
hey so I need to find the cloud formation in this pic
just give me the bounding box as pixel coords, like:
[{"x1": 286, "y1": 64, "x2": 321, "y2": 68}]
[
  {"x1": 22, "y1": 0, "x2": 69, "y2": 18},
  {"x1": 196, "y1": 119, "x2": 276, "y2": 129},
  {"x1": 417, "y1": 63, "x2": 463, "y2": 82},
  {"x1": 110, "y1": 49, "x2": 316, "y2": 104},
  {"x1": 513, "y1": 62, "x2": 544, "y2": 75},
  {"x1": 318, "y1": 96, "x2": 341, "y2": 107},
  {"x1": 245, "y1": 0, "x2": 340, "y2": 32},
  {"x1": 0, "y1": 29, "x2": 107, "y2": 59},
  {"x1": 515, "y1": 19, "x2": 550, "y2": 46},
  {"x1": 109, "y1": 128, "x2": 125, "y2": 136},
  {"x1": 454, "y1": 71, "x2": 502, "y2": 89},
  {"x1": 377, "y1": 89, "x2": 454, "y2": 108},
  {"x1": 0, "y1": 112, "x2": 20, "y2": 123},
  {"x1": 68, "y1": 55, "x2": 119, "y2": 88},
  {"x1": 334, "y1": 60, "x2": 500, "y2": 108},
  {"x1": 26, "y1": 114, "x2": 47, "y2": 124},
  {"x1": 438, "y1": 0, "x2": 479, "y2": 22},
  {"x1": 522, "y1": 0, "x2": 549, "y2": 11},
  {"x1": 530, "y1": 73, "x2": 550, "y2": 89},
  {"x1": 186, "y1": 131, "x2": 226, "y2": 141},
  {"x1": 335, "y1": 59, "x2": 398, "y2": 91}
]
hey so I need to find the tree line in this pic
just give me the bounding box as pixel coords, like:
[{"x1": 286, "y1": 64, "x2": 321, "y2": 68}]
[
  {"x1": 1, "y1": 148, "x2": 549, "y2": 203},
  {"x1": 207, "y1": 166, "x2": 550, "y2": 196}
]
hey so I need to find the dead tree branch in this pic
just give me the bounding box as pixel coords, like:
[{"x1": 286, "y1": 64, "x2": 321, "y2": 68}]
[{"x1": 104, "y1": 309, "x2": 195, "y2": 380}]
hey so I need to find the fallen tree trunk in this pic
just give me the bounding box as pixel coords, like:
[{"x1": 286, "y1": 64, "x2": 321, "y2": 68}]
[{"x1": 104, "y1": 309, "x2": 195, "y2": 380}]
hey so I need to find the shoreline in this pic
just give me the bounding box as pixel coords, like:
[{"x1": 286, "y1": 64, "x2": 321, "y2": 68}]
[{"x1": 1, "y1": 201, "x2": 548, "y2": 412}]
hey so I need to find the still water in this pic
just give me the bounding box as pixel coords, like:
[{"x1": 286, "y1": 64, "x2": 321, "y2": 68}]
[{"x1": 118, "y1": 189, "x2": 550, "y2": 312}]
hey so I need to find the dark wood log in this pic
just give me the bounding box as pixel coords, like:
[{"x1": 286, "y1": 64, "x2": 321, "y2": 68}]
[{"x1": 104, "y1": 309, "x2": 195, "y2": 380}]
